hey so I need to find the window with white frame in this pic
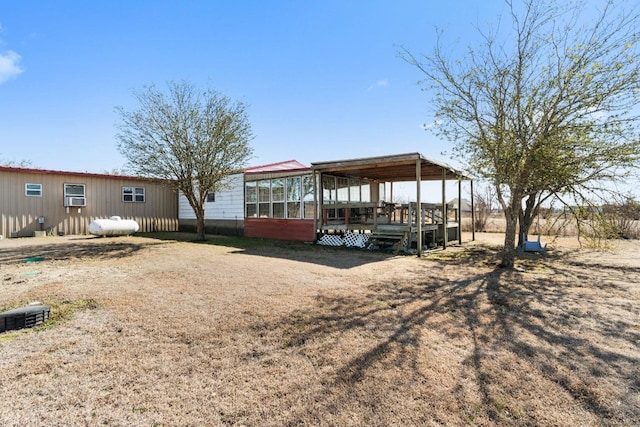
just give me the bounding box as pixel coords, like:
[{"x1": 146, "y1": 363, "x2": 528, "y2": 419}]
[
  {"x1": 302, "y1": 175, "x2": 315, "y2": 218},
  {"x1": 271, "y1": 178, "x2": 285, "y2": 218},
  {"x1": 258, "y1": 180, "x2": 271, "y2": 217},
  {"x1": 123, "y1": 186, "x2": 145, "y2": 202},
  {"x1": 245, "y1": 174, "x2": 315, "y2": 219},
  {"x1": 65, "y1": 184, "x2": 85, "y2": 197},
  {"x1": 25, "y1": 183, "x2": 42, "y2": 197},
  {"x1": 245, "y1": 181, "x2": 257, "y2": 217},
  {"x1": 64, "y1": 183, "x2": 86, "y2": 207},
  {"x1": 286, "y1": 176, "x2": 301, "y2": 218}
]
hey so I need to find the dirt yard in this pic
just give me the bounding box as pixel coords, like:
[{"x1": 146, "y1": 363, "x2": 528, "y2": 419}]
[{"x1": 0, "y1": 232, "x2": 638, "y2": 426}]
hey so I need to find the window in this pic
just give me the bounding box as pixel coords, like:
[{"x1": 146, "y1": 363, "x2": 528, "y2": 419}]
[
  {"x1": 25, "y1": 183, "x2": 42, "y2": 197},
  {"x1": 258, "y1": 180, "x2": 270, "y2": 202},
  {"x1": 271, "y1": 179, "x2": 285, "y2": 202},
  {"x1": 349, "y1": 179, "x2": 361, "y2": 202},
  {"x1": 65, "y1": 184, "x2": 85, "y2": 197},
  {"x1": 123, "y1": 186, "x2": 145, "y2": 202},
  {"x1": 361, "y1": 182, "x2": 371, "y2": 202},
  {"x1": 302, "y1": 175, "x2": 315, "y2": 219},
  {"x1": 206, "y1": 192, "x2": 215, "y2": 203},
  {"x1": 258, "y1": 180, "x2": 271, "y2": 217},
  {"x1": 245, "y1": 181, "x2": 257, "y2": 217},
  {"x1": 245, "y1": 174, "x2": 314, "y2": 220},
  {"x1": 337, "y1": 177, "x2": 349, "y2": 202},
  {"x1": 286, "y1": 176, "x2": 301, "y2": 201},
  {"x1": 286, "y1": 176, "x2": 301, "y2": 218},
  {"x1": 271, "y1": 179, "x2": 285, "y2": 218},
  {"x1": 322, "y1": 175, "x2": 336, "y2": 203},
  {"x1": 64, "y1": 183, "x2": 86, "y2": 207}
]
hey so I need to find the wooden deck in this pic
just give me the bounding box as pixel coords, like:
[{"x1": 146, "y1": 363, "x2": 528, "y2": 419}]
[{"x1": 319, "y1": 201, "x2": 461, "y2": 250}]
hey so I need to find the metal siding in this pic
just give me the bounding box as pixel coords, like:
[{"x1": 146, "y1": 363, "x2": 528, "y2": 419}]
[{"x1": 0, "y1": 169, "x2": 178, "y2": 238}]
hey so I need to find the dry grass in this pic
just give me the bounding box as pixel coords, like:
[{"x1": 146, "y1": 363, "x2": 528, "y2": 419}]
[
  {"x1": 0, "y1": 233, "x2": 638, "y2": 426},
  {"x1": 461, "y1": 212, "x2": 640, "y2": 242}
]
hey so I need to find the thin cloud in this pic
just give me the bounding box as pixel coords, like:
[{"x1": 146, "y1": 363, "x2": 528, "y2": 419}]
[
  {"x1": 0, "y1": 23, "x2": 24, "y2": 84},
  {"x1": 0, "y1": 50, "x2": 24, "y2": 83},
  {"x1": 368, "y1": 79, "x2": 388, "y2": 91}
]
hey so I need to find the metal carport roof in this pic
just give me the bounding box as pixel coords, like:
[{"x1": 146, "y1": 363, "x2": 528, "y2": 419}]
[{"x1": 310, "y1": 152, "x2": 470, "y2": 182}]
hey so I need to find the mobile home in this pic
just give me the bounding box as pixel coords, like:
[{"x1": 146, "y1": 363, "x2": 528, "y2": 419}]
[{"x1": 0, "y1": 166, "x2": 178, "y2": 238}]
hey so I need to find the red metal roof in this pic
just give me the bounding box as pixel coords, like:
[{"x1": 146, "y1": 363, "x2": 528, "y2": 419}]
[{"x1": 0, "y1": 165, "x2": 159, "y2": 182}]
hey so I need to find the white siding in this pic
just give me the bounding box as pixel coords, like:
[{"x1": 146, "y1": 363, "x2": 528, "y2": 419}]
[
  {"x1": 178, "y1": 173, "x2": 244, "y2": 220},
  {"x1": 178, "y1": 192, "x2": 197, "y2": 219}
]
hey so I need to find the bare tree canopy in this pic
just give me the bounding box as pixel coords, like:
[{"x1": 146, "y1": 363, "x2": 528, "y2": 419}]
[
  {"x1": 116, "y1": 81, "x2": 254, "y2": 240},
  {"x1": 0, "y1": 156, "x2": 32, "y2": 167},
  {"x1": 402, "y1": 0, "x2": 640, "y2": 267}
]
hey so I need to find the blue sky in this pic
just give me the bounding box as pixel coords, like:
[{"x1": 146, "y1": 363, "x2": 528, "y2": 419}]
[{"x1": 0, "y1": 1, "x2": 508, "y2": 174}]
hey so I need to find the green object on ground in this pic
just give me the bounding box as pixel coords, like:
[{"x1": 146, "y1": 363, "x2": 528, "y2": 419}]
[{"x1": 22, "y1": 271, "x2": 40, "y2": 276}]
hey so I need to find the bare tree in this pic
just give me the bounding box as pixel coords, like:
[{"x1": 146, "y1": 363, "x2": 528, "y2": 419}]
[
  {"x1": 473, "y1": 183, "x2": 497, "y2": 232},
  {"x1": 403, "y1": 0, "x2": 640, "y2": 267},
  {"x1": 116, "y1": 81, "x2": 254, "y2": 241},
  {"x1": 0, "y1": 156, "x2": 32, "y2": 167}
]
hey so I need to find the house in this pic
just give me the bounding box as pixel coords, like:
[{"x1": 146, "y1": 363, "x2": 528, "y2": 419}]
[
  {"x1": 178, "y1": 160, "x2": 313, "y2": 239},
  {"x1": 178, "y1": 172, "x2": 245, "y2": 236},
  {"x1": 179, "y1": 153, "x2": 473, "y2": 255},
  {"x1": 0, "y1": 166, "x2": 179, "y2": 238},
  {"x1": 1, "y1": 153, "x2": 471, "y2": 256},
  {"x1": 243, "y1": 159, "x2": 315, "y2": 241}
]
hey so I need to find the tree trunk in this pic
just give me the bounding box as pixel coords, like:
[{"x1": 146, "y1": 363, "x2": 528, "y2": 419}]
[
  {"x1": 518, "y1": 194, "x2": 539, "y2": 247},
  {"x1": 501, "y1": 208, "x2": 519, "y2": 268},
  {"x1": 196, "y1": 207, "x2": 206, "y2": 241}
]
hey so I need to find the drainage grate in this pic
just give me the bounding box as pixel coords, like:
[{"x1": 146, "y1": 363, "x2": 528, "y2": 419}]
[{"x1": 0, "y1": 305, "x2": 51, "y2": 332}]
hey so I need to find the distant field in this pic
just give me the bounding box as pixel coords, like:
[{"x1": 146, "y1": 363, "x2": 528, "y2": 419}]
[{"x1": 461, "y1": 212, "x2": 640, "y2": 240}]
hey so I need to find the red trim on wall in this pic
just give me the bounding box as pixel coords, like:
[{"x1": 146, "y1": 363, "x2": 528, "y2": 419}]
[{"x1": 244, "y1": 218, "x2": 315, "y2": 242}]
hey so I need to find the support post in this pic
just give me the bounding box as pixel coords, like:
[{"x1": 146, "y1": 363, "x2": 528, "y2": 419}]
[
  {"x1": 442, "y1": 168, "x2": 447, "y2": 249},
  {"x1": 313, "y1": 170, "x2": 319, "y2": 239},
  {"x1": 458, "y1": 177, "x2": 462, "y2": 244},
  {"x1": 470, "y1": 179, "x2": 475, "y2": 241},
  {"x1": 416, "y1": 159, "x2": 422, "y2": 257}
]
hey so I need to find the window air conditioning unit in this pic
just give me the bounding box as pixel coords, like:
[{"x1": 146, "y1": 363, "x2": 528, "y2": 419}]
[{"x1": 64, "y1": 197, "x2": 86, "y2": 207}]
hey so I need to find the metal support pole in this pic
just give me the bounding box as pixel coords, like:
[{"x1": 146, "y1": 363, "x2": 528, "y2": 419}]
[
  {"x1": 416, "y1": 160, "x2": 422, "y2": 257},
  {"x1": 458, "y1": 177, "x2": 462, "y2": 244},
  {"x1": 442, "y1": 169, "x2": 447, "y2": 249},
  {"x1": 313, "y1": 170, "x2": 319, "y2": 240},
  {"x1": 470, "y1": 179, "x2": 475, "y2": 241}
]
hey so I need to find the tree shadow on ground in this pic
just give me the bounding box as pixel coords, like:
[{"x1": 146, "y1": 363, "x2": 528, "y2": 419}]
[
  {"x1": 247, "y1": 245, "x2": 640, "y2": 425},
  {"x1": 139, "y1": 231, "x2": 398, "y2": 269},
  {"x1": 229, "y1": 244, "x2": 398, "y2": 269},
  {"x1": 0, "y1": 239, "x2": 159, "y2": 266}
]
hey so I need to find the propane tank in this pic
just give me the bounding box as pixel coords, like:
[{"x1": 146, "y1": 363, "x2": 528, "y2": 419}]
[{"x1": 89, "y1": 216, "x2": 139, "y2": 236}]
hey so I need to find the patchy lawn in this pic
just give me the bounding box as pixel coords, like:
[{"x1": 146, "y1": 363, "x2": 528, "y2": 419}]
[{"x1": 0, "y1": 233, "x2": 638, "y2": 426}]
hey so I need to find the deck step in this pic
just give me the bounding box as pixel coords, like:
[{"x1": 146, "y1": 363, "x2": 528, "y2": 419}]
[
  {"x1": 369, "y1": 229, "x2": 410, "y2": 254},
  {"x1": 371, "y1": 233, "x2": 407, "y2": 239}
]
